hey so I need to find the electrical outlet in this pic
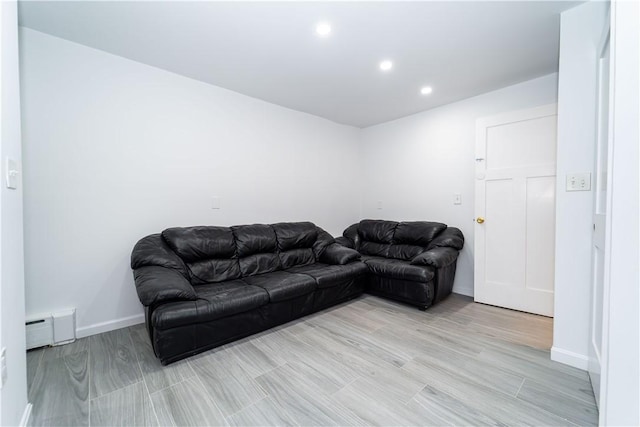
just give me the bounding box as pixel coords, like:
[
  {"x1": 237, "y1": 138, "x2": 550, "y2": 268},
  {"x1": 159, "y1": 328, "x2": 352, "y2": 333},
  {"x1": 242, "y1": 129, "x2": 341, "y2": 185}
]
[{"x1": 211, "y1": 197, "x2": 221, "y2": 209}]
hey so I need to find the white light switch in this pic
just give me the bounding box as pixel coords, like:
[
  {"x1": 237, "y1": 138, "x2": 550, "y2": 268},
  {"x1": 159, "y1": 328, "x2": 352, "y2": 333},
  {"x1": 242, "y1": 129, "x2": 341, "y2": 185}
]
[
  {"x1": 453, "y1": 193, "x2": 462, "y2": 205},
  {"x1": 566, "y1": 173, "x2": 591, "y2": 191},
  {"x1": 6, "y1": 158, "x2": 18, "y2": 190},
  {"x1": 377, "y1": 201, "x2": 383, "y2": 210},
  {"x1": 211, "y1": 197, "x2": 221, "y2": 209}
]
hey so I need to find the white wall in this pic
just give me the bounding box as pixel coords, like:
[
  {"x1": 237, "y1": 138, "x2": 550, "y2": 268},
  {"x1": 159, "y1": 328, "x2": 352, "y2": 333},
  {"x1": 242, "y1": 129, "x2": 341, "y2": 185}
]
[
  {"x1": 19, "y1": 28, "x2": 361, "y2": 336},
  {"x1": 551, "y1": 1, "x2": 608, "y2": 370},
  {"x1": 0, "y1": 1, "x2": 28, "y2": 425},
  {"x1": 359, "y1": 74, "x2": 558, "y2": 296},
  {"x1": 600, "y1": 0, "x2": 639, "y2": 423}
]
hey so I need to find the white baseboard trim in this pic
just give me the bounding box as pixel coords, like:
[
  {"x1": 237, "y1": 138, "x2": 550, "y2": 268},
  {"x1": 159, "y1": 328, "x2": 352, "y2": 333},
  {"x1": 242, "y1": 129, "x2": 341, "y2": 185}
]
[
  {"x1": 20, "y1": 403, "x2": 32, "y2": 427},
  {"x1": 453, "y1": 286, "x2": 474, "y2": 298},
  {"x1": 551, "y1": 346, "x2": 589, "y2": 370},
  {"x1": 76, "y1": 313, "x2": 145, "y2": 339}
]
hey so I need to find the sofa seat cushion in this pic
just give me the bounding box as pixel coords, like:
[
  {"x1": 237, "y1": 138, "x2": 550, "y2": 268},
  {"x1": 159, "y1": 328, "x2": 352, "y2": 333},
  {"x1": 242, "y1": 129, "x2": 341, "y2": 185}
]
[
  {"x1": 287, "y1": 262, "x2": 368, "y2": 288},
  {"x1": 362, "y1": 256, "x2": 435, "y2": 283},
  {"x1": 242, "y1": 271, "x2": 317, "y2": 302},
  {"x1": 151, "y1": 280, "x2": 269, "y2": 330}
]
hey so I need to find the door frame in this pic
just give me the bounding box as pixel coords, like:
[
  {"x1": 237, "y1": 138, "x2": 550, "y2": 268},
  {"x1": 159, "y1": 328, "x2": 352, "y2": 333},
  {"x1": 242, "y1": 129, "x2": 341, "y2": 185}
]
[
  {"x1": 597, "y1": 1, "x2": 640, "y2": 423},
  {"x1": 588, "y1": 15, "x2": 612, "y2": 408},
  {"x1": 474, "y1": 103, "x2": 558, "y2": 315}
]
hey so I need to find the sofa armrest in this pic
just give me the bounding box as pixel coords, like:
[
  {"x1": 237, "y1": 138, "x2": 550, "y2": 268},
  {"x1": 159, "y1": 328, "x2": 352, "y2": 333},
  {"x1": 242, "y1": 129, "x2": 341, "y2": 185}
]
[
  {"x1": 427, "y1": 227, "x2": 464, "y2": 250},
  {"x1": 411, "y1": 247, "x2": 459, "y2": 268},
  {"x1": 335, "y1": 236, "x2": 354, "y2": 249},
  {"x1": 133, "y1": 266, "x2": 197, "y2": 307},
  {"x1": 320, "y1": 243, "x2": 361, "y2": 265}
]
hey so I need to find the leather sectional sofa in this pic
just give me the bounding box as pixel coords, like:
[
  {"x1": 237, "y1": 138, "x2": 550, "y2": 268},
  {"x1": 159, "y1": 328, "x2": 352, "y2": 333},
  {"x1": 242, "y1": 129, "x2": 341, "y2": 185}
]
[
  {"x1": 131, "y1": 222, "x2": 366, "y2": 364},
  {"x1": 337, "y1": 219, "x2": 464, "y2": 309},
  {"x1": 131, "y1": 220, "x2": 463, "y2": 364}
]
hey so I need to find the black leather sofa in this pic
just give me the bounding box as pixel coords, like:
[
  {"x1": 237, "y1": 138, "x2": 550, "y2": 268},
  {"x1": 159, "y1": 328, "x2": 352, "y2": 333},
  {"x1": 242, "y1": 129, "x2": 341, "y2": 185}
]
[
  {"x1": 336, "y1": 219, "x2": 464, "y2": 310},
  {"x1": 131, "y1": 222, "x2": 366, "y2": 364}
]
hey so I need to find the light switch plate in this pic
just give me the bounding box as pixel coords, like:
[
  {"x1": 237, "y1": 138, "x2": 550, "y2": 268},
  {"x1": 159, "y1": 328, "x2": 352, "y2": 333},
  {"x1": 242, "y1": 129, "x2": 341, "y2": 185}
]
[
  {"x1": 6, "y1": 158, "x2": 18, "y2": 190},
  {"x1": 566, "y1": 173, "x2": 591, "y2": 191},
  {"x1": 376, "y1": 201, "x2": 383, "y2": 210},
  {"x1": 453, "y1": 193, "x2": 462, "y2": 205}
]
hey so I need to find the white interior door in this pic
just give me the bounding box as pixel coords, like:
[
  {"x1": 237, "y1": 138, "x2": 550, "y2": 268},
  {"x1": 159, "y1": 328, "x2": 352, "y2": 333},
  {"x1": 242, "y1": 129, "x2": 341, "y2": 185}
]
[
  {"x1": 589, "y1": 30, "x2": 611, "y2": 408},
  {"x1": 474, "y1": 104, "x2": 557, "y2": 317}
]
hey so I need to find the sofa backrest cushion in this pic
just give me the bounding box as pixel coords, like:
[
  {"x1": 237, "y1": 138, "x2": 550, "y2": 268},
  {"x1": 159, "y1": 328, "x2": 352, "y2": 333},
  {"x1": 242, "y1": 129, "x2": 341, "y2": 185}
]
[
  {"x1": 162, "y1": 226, "x2": 241, "y2": 284},
  {"x1": 272, "y1": 222, "x2": 317, "y2": 269},
  {"x1": 358, "y1": 220, "x2": 395, "y2": 258},
  {"x1": 163, "y1": 226, "x2": 236, "y2": 261},
  {"x1": 359, "y1": 219, "x2": 398, "y2": 243},
  {"x1": 134, "y1": 222, "x2": 341, "y2": 284},
  {"x1": 232, "y1": 224, "x2": 281, "y2": 277},
  {"x1": 394, "y1": 222, "x2": 447, "y2": 247},
  {"x1": 356, "y1": 220, "x2": 449, "y2": 261}
]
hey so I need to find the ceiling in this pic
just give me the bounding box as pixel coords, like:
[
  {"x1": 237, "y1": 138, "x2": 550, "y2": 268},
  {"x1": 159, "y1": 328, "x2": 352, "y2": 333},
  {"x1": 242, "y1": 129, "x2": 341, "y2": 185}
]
[{"x1": 18, "y1": 1, "x2": 579, "y2": 128}]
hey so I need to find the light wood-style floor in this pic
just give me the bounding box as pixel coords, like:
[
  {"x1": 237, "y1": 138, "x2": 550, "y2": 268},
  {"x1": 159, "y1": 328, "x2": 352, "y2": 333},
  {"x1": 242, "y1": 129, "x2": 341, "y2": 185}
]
[{"x1": 26, "y1": 294, "x2": 598, "y2": 426}]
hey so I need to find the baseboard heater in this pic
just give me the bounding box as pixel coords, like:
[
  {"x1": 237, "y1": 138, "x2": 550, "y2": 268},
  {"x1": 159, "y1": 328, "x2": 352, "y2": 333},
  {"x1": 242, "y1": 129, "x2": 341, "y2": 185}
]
[{"x1": 26, "y1": 309, "x2": 76, "y2": 350}]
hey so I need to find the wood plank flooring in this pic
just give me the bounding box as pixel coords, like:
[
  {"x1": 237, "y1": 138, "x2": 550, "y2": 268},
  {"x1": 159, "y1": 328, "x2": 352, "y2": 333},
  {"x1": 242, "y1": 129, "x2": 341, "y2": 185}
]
[{"x1": 27, "y1": 294, "x2": 597, "y2": 426}]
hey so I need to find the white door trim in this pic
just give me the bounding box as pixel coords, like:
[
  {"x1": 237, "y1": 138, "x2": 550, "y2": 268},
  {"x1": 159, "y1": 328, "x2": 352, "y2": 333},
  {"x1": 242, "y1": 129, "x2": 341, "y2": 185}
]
[
  {"x1": 588, "y1": 13, "x2": 611, "y2": 408},
  {"x1": 598, "y1": 1, "x2": 640, "y2": 424}
]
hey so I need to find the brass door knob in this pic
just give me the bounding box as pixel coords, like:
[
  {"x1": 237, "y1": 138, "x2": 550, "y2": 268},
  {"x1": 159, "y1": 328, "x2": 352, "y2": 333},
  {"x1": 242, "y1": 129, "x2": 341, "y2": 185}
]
[{"x1": 476, "y1": 217, "x2": 485, "y2": 224}]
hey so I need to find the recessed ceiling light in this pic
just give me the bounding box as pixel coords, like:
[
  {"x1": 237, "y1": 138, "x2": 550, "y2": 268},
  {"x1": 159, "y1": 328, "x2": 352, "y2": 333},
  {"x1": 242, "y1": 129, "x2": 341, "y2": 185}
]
[
  {"x1": 379, "y1": 60, "x2": 393, "y2": 71},
  {"x1": 315, "y1": 22, "x2": 331, "y2": 37},
  {"x1": 420, "y1": 86, "x2": 433, "y2": 95}
]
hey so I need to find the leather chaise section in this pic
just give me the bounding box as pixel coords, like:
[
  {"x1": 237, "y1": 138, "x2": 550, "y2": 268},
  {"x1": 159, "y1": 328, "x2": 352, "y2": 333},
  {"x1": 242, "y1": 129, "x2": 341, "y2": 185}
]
[
  {"x1": 151, "y1": 280, "x2": 269, "y2": 330},
  {"x1": 287, "y1": 262, "x2": 368, "y2": 288},
  {"x1": 242, "y1": 271, "x2": 317, "y2": 302},
  {"x1": 363, "y1": 256, "x2": 435, "y2": 283}
]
